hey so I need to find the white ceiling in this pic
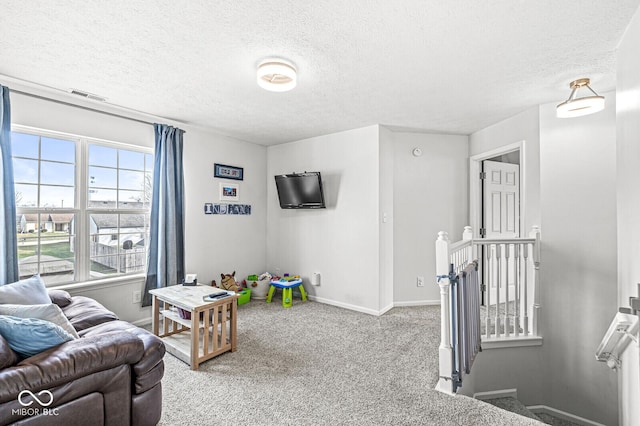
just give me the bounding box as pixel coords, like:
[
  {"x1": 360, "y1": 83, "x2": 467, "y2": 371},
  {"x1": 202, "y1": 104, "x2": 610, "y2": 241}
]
[{"x1": 1, "y1": 1, "x2": 639, "y2": 145}]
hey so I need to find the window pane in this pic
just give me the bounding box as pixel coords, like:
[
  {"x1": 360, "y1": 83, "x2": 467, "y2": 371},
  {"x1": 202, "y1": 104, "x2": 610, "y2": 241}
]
[
  {"x1": 119, "y1": 169, "x2": 144, "y2": 190},
  {"x1": 88, "y1": 213, "x2": 147, "y2": 279},
  {"x1": 120, "y1": 214, "x2": 147, "y2": 232},
  {"x1": 119, "y1": 191, "x2": 145, "y2": 206},
  {"x1": 145, "y1": 153, "x2": 154, "y2": 172},
  {"x1": 89, "y1": 145, "x2": 117, "y2": 167},
  {"x1": 41, "y1": 161, "x2": 75, "y2": 186},
  {"x1": 144, "y1": 173, "x2": 153, "y2": 206},
  {"x1": 14, "y1": 184, "x2": 37, "y2": 208},
  {"x1": 17, "y1": 213, "x2": 75, "y2": 285},
  {"x1": 119, "y1": 150, "x2": 145, "y2": 171},
  {"x1": 13, "y1": 158, "x2": 38, "y2": 183},
  {"x1": 91, "y1": 256, "x2": 118, "y2": 276},
  {"x1": 89, "y1": 166, "x2": 117, "y2": 189},
  {"x1": 40, "y1": 185, "x2": 74, "y2": 208},
  {"x1": 41, "y1": 137, "x2": 75, "y2": 163},
  {"x1": 11, "y1": 132, "x2": 39, "y2": 158},
  {"x1": 88, "y1": 188, "x2": 117, "y2": 207}
]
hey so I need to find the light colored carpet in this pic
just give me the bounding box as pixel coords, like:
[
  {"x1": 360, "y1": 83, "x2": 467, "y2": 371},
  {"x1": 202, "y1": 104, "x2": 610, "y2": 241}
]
[
  {"x1": 535, "y1": 413, "x2": 583, "y2": 426},
  {"x1": 159, "y1": 300, "x2": 544, "y2": 425},
  {"x1": 484, "y1": 397, "x2": 540, "y2": 421}
]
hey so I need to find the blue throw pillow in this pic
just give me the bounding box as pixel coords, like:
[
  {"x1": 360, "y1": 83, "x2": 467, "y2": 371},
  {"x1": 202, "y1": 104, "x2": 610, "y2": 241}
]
[{"x1": 0, "y1": 315, "x2": 75, "y2": 358}]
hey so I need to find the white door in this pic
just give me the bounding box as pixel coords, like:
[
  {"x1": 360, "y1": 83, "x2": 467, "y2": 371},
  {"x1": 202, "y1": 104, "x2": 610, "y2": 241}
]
[{"x1": 483, "y1": 160, "x2": 520, "y2": 304}]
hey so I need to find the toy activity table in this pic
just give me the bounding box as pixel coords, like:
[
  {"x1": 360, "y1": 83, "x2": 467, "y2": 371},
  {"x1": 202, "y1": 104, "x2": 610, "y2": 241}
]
[{"x1": 266, "y1": 278, "x2": 307, "y2": 308}]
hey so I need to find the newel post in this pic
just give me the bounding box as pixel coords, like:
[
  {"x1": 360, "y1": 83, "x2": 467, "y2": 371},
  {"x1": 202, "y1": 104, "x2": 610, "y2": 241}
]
[
  {"x1": 529, "y1": 226, "x2": 541, "y2": 336},
  {"x1": 435, "y1": 231, "x2": 454, "y2": 394}
]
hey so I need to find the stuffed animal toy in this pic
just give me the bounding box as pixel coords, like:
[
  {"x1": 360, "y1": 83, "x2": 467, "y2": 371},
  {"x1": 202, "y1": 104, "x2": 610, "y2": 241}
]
[{"x1": 219, "y1": 271, "x2": 240, "y2": 292}]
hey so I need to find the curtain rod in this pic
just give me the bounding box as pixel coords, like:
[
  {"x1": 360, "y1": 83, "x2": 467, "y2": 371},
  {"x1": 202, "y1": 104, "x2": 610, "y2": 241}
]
[{"x1": 10, "y1": 88, "x2": 156, "y2": 126}]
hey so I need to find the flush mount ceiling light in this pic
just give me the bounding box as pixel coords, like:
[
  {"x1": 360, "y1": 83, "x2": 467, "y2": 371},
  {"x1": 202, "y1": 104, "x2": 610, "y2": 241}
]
[
  {"x1": 556, "y1": 78, "x2": 605, "y2": 118},
  {"x1": 257, "y1": 60, "x2": 297, "y2": 92}
]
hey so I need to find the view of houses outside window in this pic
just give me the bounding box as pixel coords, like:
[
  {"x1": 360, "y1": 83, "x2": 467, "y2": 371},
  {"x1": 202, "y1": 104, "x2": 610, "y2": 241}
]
[{"x1": 12, "y1": 130, "x2": 153, "y2": 285}]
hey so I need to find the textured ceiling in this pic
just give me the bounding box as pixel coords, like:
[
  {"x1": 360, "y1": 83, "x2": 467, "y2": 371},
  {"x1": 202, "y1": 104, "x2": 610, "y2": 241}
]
[{"x1": 1, "y1": 0, "x2": 639, "y2": 145}]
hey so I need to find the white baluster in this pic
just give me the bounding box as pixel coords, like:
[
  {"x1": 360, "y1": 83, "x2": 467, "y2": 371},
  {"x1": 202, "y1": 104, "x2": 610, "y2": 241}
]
[
  {"x1": 485, "y1": 244, "x2": 491, "y2": 338},
  {"x1": 514, "y1": 244, "x2": 520, "y2": 337},
  {"x1": 530, "y1": 226, "x2": 541, "y2": 336},
  {"x1": 463, "y1": 226, "x2": 473, "y2": 269},
  {"x1": 495, "y1": 244, "x2": 501, "y2": 337},
  {"x1": 523, "y1": 242, "x2": 529, "y2": 336},
  {"x1": 504, "y1": 243, "x2": 510, "y2": 338}
]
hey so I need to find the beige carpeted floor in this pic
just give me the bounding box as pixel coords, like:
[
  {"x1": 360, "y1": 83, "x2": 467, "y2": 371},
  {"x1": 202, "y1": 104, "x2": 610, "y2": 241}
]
[{"x1": 158, "y1": 299, "x2": 544, "y2": 425}]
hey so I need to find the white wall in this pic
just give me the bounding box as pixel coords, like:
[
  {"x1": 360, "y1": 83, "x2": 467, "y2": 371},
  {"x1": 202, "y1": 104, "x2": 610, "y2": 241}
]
[
  {"x1": 378, "y1": 126, "x2": 394, "y2": 312},
  {"x1": 266, "y1": 125, "x2": 382, "y2": 314},
  {"x1": 182, "y1": 127, "x2": 267, "y2": 287},
  {"x1": 392, "y1": 131, "x2": 468, "y2": 304},
  {"x1": 616, "y1": 5, "x2": 640, "y2": 425},
  {"x1": 539, "y1": 93, "x2": 618, "y2": 425},
  {"x1": 469, "y1": 106, "x2": 541, "y2": 232},
  {"x1": 9, "y1": 91, "x2": 267, "y2": 323}
]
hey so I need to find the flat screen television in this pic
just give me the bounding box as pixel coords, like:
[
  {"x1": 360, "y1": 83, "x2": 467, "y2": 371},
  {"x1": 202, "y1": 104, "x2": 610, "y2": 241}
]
[{"x1": 274, "y1": 172, "x2": 326, "y2": 209}]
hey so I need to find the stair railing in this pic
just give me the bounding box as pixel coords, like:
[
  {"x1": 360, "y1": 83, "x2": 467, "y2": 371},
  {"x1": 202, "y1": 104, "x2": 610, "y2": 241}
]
[{"x1": 435, "y1": 226, "x2": 541, "y2": 394}]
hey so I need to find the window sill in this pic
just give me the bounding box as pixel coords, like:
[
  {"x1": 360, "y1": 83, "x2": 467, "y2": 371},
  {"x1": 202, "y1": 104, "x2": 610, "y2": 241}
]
[{"x1": 50, "y1": 274, "x2": 146, "y2": 292}]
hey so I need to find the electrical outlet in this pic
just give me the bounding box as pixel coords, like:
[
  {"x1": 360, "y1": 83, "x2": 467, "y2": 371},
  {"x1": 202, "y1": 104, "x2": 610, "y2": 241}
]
[
  {"x1": 417, "y1": 276, "x2": 425, "y2": 287},
  {"x1": 132, "y1": 290, "x2": 142, "y2": 304}
]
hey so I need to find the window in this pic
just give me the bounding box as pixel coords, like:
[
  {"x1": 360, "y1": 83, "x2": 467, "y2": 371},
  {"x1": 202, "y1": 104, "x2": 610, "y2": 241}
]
[{"x1": 12, "y1": 128, "x2": 153, "y2": 286}]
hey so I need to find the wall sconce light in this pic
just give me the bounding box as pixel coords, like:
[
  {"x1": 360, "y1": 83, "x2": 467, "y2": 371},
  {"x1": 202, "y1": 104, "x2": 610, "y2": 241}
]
[{"x1": 556, "y1": 78, "x2": 605, "y2": 118}]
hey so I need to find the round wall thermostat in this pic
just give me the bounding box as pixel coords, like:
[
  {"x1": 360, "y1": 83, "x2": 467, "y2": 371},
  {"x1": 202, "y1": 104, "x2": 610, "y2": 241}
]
[{"x1": 412, "y1": 148, "x2": 423, "y2": 157}]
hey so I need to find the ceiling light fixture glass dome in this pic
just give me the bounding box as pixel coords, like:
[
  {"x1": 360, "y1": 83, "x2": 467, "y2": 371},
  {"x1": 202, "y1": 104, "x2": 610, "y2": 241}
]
[
  {"x1": 257, "y1": 60, "x2": 297, "y2": 92},
  {"x1": 556, "y1": 78, "x2": 605, "y2": 118}
]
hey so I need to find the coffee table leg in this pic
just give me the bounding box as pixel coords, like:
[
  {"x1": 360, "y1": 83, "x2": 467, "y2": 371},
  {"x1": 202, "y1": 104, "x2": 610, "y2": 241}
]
[
  {"x1": 230, "y1": 300, "x2": 237, "y2": 352},
  {"x1": 191, "y1": 312, "x2": 199, "y2": 370},
  {"x1": 152, "y1": 295, "x2": 159, "y2": 336}
]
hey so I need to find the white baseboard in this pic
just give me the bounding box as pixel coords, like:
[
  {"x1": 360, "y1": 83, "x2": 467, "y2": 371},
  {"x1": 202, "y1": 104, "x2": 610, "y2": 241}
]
[
  {"x1": 393, "y1": 300, "x2": 440, "y2": 307},
  {"x1": 473, "y1": 388, "x2": 518, "y2": 400},
  {"x1": 307, "y1": 296, "x2": 440, "y2": 315},
  {"x1": 307, "y1": 295, "x2": 383, "y2": 316},
  {"x1": 131, "y1": 317, "x2": 152, "y2": 327},
  {"x1": 379, "y1": 303, "x2": 394, "y2": 315},
  {"x1": 527, "y1": 405, "x2": 605, "y2": 426}
]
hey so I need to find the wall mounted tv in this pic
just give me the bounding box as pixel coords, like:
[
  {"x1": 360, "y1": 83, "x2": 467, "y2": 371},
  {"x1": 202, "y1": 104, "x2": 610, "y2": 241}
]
[{"x1": 274, "y1": 172, "x2": 326, "y2": 209}]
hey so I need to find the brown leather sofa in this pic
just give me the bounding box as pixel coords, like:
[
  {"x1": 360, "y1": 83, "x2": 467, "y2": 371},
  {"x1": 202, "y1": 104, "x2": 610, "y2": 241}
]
[{"x1": 0, "y1": 292, "x2": 165, "y2": 426}]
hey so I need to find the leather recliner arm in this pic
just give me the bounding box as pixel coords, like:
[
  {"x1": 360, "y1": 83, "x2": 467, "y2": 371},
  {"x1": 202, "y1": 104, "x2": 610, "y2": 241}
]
[
  {"x1": 0, "y1": 331, "x2": 144, "y2": 404},
  {"x1": 79, "y1": 321, "x2": 166, "y2": 394}
]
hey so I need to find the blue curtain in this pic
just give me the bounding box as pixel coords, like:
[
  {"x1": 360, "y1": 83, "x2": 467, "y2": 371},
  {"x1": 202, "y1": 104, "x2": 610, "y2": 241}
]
[
  {"x1": 142, "y1": 124, "x2": 185, "y2": 306},
  {"x1": 0, "y1": 85, "x2": 19, "y2": 285}
]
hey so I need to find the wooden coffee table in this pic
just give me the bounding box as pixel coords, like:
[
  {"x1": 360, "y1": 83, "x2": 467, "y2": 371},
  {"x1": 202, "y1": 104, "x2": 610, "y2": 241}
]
[{"x1": 149, "y1": 285, "x2": 239, "y2": 370}]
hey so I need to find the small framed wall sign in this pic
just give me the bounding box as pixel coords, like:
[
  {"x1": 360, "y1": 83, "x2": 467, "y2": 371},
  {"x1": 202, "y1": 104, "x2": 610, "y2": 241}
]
[
  {"x1": 219, "y1": 182, "x2": 239, "y2": 201},
  {"x1": 203, "y1": 203, "x2": 252, "y2": 215},
  {"x1": 214, "y1": 163, "x2": 243, "y2": 181}
]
